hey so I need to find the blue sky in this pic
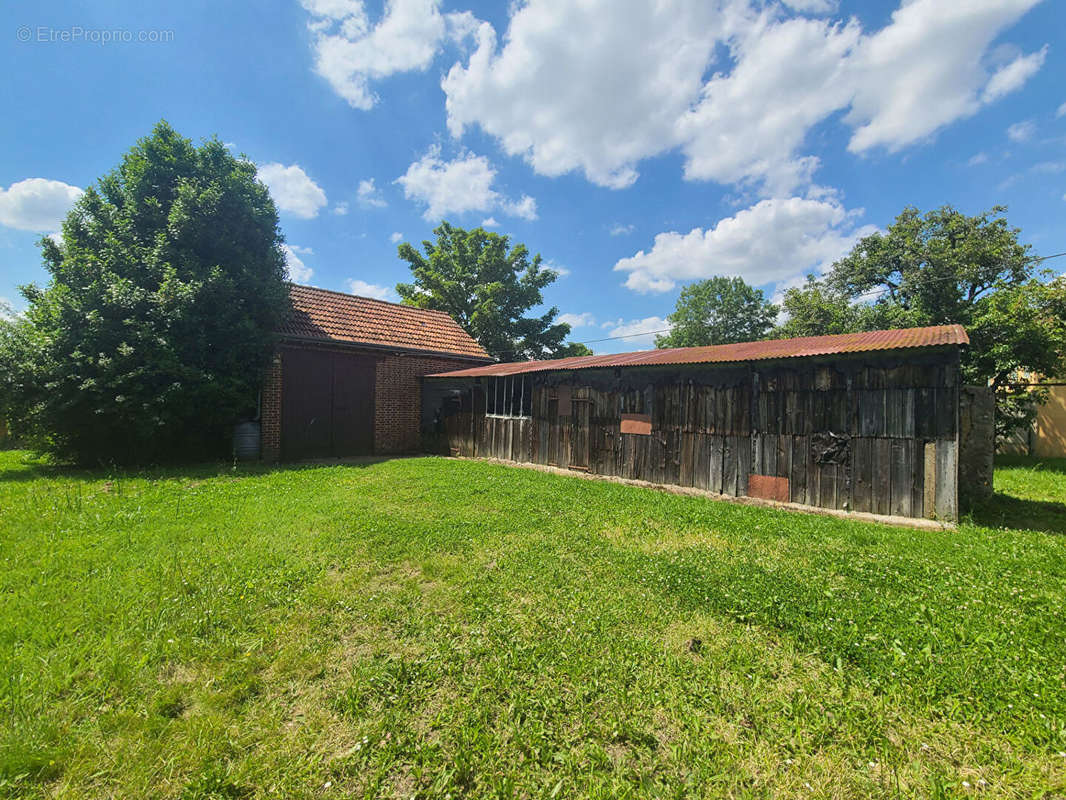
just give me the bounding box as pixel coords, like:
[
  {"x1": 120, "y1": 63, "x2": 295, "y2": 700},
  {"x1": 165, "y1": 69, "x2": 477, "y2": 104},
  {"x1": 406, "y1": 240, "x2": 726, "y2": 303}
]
[{"x1": 2, "y1": 0, "x2": 1064, "y2": 353}]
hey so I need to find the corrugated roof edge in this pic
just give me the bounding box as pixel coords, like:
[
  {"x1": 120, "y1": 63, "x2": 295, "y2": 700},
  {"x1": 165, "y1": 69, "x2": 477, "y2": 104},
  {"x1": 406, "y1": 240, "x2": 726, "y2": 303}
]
[{"x1": 426, "y1": 324, "x2": 969, "y2": 378}]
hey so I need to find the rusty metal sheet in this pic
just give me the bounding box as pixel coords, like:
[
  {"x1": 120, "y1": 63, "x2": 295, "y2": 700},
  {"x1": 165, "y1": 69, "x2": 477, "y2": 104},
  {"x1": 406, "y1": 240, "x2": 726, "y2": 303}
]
[
  {"x1": 748, "y1": 474, "x2": 791, "y2": 503},
  {"x1": 426, "y1": 325, "x2": 969, "y2": 379},
  {"x1": 620, "y1": 413, "x2": 652, "y2": 435}
]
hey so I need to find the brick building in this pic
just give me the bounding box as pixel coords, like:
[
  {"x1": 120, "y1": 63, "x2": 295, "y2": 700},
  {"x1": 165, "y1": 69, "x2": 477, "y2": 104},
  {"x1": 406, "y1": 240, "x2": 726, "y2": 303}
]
[{"x1": 261, "y1": 284, "x2": 490, "y2": 461}]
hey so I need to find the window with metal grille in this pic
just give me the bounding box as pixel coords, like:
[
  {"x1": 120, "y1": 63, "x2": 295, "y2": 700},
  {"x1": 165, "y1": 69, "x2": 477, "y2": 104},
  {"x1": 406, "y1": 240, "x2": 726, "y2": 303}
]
[{"x1": 485, "y1": 375, "x2": 532, "y2": 419}]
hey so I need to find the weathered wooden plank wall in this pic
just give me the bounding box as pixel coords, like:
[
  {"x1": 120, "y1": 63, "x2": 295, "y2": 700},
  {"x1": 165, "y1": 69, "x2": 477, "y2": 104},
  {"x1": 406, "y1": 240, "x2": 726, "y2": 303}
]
[{"x1": 438, "y1": 351, "x2": 960, "y2": 520}]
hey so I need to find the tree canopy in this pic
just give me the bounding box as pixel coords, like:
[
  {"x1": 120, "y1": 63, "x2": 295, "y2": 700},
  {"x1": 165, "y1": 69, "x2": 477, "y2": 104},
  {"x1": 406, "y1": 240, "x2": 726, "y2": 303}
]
[
  {"x1": 776, "y1": 205, "x2": 1066, "y2": 438},
  {"x1": 655, "y1": 276, "x2": 777, "y2": 349},
  {"x1": 0, "y1": 121, "x2": 290, "y2": 464},
  {"x1": 395, "y1": 222, "x2": 589, "y2": 360}
]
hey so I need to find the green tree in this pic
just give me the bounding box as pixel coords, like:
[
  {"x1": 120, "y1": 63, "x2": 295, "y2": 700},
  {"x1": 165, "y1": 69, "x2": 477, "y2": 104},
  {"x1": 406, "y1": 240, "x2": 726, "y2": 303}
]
[
  {"x1": 0, "y1": 121, "x2": 290, "y2": 464},
  {"x1": 396, "y1": 222, "x2": 583, "y2": 360},
  {"x1": 655, "y1": 276, "x2": 777, "y2": 349},
  {"x1": 775, "y1": 205, "x2": 1066, "y2": 438}
]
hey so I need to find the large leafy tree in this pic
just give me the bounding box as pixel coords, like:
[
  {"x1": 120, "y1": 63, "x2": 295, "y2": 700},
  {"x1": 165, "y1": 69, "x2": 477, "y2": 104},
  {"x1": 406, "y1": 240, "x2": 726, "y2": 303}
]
[
  {"x1": 0, "y1": 121, "x2": 290, "y2": 464},
  {"x1": 396, "y1": 222, "x2": 589, "y2": 360},
  {"x1": 776, "y1": 205, "x2": 1066, "y2": 438},
  {"x1": 655, "y1": 276, "x2": 777, "y2": 348}
]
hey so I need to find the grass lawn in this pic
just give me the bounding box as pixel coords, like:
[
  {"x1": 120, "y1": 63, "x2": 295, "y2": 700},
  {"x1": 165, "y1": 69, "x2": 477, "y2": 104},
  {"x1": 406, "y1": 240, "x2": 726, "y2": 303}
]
[{"x1": 1, "y1": 451, "x2": 1064, "y2": 799}]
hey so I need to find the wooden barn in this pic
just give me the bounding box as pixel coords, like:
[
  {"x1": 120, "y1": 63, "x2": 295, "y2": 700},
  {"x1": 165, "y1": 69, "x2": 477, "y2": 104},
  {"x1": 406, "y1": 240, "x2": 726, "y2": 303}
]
[
  {"x1": 424, "y1": 325, "x2": 993, "y2": 522},
  {"x1": 260, "y1": 284, "x2": 490, "y2": 461}
]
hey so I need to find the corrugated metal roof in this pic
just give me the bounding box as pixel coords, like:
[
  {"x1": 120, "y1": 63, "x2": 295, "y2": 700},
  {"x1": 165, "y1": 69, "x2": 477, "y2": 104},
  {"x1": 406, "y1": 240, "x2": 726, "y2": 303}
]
[
  {"x1": 280, "y1": 283, "x2": 490, "y2": 360},
  {"x1": 427, "y1": 324, "x2": 969, "y2": 378}
]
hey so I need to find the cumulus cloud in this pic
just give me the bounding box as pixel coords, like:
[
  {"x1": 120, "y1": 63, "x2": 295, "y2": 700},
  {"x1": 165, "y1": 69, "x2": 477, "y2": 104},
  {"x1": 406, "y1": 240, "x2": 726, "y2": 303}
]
[
  {"x1": 333, "y1": 201, "x2": 350, "y2": 215},
  {"x1": 613, "y1": 196, "x2": 877, "y2": 293},
  {"x1": 609, "y1": 223, "x2": 635, "y2": 236},
  {"x1": 396, "y1": 146, "x2": 537, "y2": 220},
  {"x1": 781, "y1": 0, "x2": 838, "y2": 12},
  {"x1": 346, "y1": 278, "x2": 398, "y2": 301},
  {"x1": 0, "y1": 178, "x2": 83, "y2": 232},
  {"x1": 257, "y1": 163, "x2": 327, "y2": 219},
  {"x1": 968, "y1": 152, "x2": 990, "y2": 166},
  {"x1": 599, "y1": 316, "x2": 673, "y2": 352},
  {"x1": 390, "y1": 231, "x2": 403, "y2": 243},
  {"x1": 558, "y1": 312, "x2": 597, "y2": 328},
  {"x1": 443, "y1": 0, "x2": 736, "y2": 189},
  {"x1": 1057, "y1": 101, "x2": 1066, "y2": 118},
  {"x1": 357, "y1": 178, "x2": 387, "y2": 208},
  {"x1": 844, "y1": 0, "x2": 1043, "y2": 153},
  {"x1": 282, "y1": 243, "x2": 314, "y2": 283},
  {"x1": 982, "y1": 45, "x2": 1048, "y2": 103},
  {"x1": 442, "y1": 0, "x2": 1045, "y2": 194},
  {"x1": 1007, "y1": 120, "x2": 1037, "y2": 142},
  {"x1": 301, "y1": 0, "x2": 471, "y2": 109}
]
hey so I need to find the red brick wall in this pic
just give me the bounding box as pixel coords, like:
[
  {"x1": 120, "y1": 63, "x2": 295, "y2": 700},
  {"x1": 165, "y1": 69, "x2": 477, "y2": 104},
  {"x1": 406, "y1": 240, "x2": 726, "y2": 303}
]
[
  {"x1": 374, "y1": 352, "x2": 479, "y2": 454},
  {"x1": 261, "y1": 352, "x2": 283, "y2": 462}
]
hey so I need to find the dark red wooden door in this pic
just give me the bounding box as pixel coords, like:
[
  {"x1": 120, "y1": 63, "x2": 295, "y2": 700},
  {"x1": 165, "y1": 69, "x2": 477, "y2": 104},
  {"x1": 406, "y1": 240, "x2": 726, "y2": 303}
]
[
  {"x1": 281, "y1": 348, "x2": 376, "y2": 460},
  {"x1": 331, "y1": 353, "x2": 375, "y2": 455}
]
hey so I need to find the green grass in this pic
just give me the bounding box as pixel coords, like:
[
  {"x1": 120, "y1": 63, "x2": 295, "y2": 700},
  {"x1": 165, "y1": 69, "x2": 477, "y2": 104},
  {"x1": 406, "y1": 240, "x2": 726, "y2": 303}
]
[{"x1": 0, "y1": 450, "x2": 1064, "y2": 799}]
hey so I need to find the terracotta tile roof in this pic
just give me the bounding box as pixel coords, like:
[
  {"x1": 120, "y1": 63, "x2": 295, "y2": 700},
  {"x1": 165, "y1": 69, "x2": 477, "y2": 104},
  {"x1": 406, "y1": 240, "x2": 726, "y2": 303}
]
[
  {"x1": 280, "y1": 283, "x2": 490, "y2": 360},
  {"x1": 427, "y1": 324, "x2": 969, "y2": 378}
]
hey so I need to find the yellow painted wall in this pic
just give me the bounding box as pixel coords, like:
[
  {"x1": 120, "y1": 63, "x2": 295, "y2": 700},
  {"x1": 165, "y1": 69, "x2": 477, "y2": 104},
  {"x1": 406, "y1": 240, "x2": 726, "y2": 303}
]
[{"x1": 1033, "y1": 384, "x2": 1066, "y2": 458}]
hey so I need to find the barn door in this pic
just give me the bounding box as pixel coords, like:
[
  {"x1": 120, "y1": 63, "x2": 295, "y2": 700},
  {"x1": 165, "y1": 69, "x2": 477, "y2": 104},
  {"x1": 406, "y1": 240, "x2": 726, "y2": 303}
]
[
  {"x1": 571, "y1": 399, "x2": 591, "y2": 470},
  {"x1": 281, "y1": 348, "x2": 376, "y2": 460},
  {"x1": 281, "y1": 348, "x2": 334, "y2": 461},
  {"x1": 331, "y1": 353, "x2": 376, "y2": 456}
]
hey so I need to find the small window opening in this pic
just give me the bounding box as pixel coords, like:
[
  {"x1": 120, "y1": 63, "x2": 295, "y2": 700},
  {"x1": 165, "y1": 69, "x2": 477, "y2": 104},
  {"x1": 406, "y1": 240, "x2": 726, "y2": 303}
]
[{"x1": 486, "y1": 375, "x2": 531, "y2": 419}]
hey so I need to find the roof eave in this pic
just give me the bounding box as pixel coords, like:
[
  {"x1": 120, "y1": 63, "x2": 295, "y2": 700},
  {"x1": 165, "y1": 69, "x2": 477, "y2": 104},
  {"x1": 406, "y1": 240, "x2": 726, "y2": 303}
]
[{"x1": 278, "y1": 333, "x2": 493, "y2": 363}]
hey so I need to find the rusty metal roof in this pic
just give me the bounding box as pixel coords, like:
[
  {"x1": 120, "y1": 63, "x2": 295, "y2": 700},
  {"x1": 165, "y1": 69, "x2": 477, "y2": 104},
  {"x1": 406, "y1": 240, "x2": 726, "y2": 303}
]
[
  {"x1": 427, "y1": 324, "x2": 969, "y2": 378},
  {"x1": 281, "y1": 283, "x2": 490, "y2": 360}
]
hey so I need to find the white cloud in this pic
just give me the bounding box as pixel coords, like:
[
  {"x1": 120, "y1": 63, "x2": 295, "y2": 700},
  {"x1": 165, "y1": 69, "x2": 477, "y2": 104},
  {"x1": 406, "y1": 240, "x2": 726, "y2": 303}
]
[
  {"x1": 481, "y1": 217, "x2": 498, "y2": 227},
  {"x1": 390, "y1": 231, "x2": 403, "y2": 243},
  {"x1": 558, "y1": 312, "x2": 597, "y2": 328},
  {"x1": 0, "y1": 178, "x2": 83, "y2": 232},
  {"x1": 967, "y1": 152, "x2": 990, "y2": 166},
  {"x1": 680, "y1": 14, "x2": 860, "y2": 195},
  {"x1": 346, "y1": 278, "x2": 398, "y2": 301},
  {"x1": 442, "y1": 0, "x2": 1044, "y2": 195},
  {"x1": 257, "y1": 163, "x2": 327, "y2": 219},
  {"x1": 500, "y1": 194, "x2": 537, "y2": 221},
  {"x1": 599, "y1": 316, "x2": 672, "y2": 352},
  {"x1": 356, "y1": 178, "x2": 387, "y2": 208},
  {"x1": 301, "y1": 0, "x2": 467, "y2": 110},
  {"x1": 282, "y1": 243, "x2": 314, "y2": 283},
  {"x1": 614, "y1": 195, "x2": 877, "y2": 293},
  {"x1": 1057, "y1": 101, "x2": 1066, "y2": 118},
  {"x1": 781, "y1": 0, "x2": 837, "y2": 12},
  {"x1": 396, "y1": 146, "x2": 537, "y2": 220},
  {"x1": 1007, "y1": 120, "x2": 1037, "y2": 142},
  {"x1": 333, "y1": 201, "x2": 350, "y2": 215},
  {"x1": 610, "y1": 223, "x2": 635, "y2": 236},
  {"x1": 443, "y1": 0, "x2": 739, "y2": 189},
  {"x1": 845, "y1": 0, "x2": 1044, "y2": 153},
  {"x1": 982, "y1": 45, "x2": 1048, "y2": 103}
]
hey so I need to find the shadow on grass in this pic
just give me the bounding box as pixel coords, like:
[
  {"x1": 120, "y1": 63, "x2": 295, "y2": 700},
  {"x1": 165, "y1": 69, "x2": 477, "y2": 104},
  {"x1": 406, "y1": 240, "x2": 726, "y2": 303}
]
[
  {"x1": 967, "y1": 492, "x2": 1066, "y2": 535},
  {"x1": 0, "y1": 456, "x2": 387, "y2": 485}
]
